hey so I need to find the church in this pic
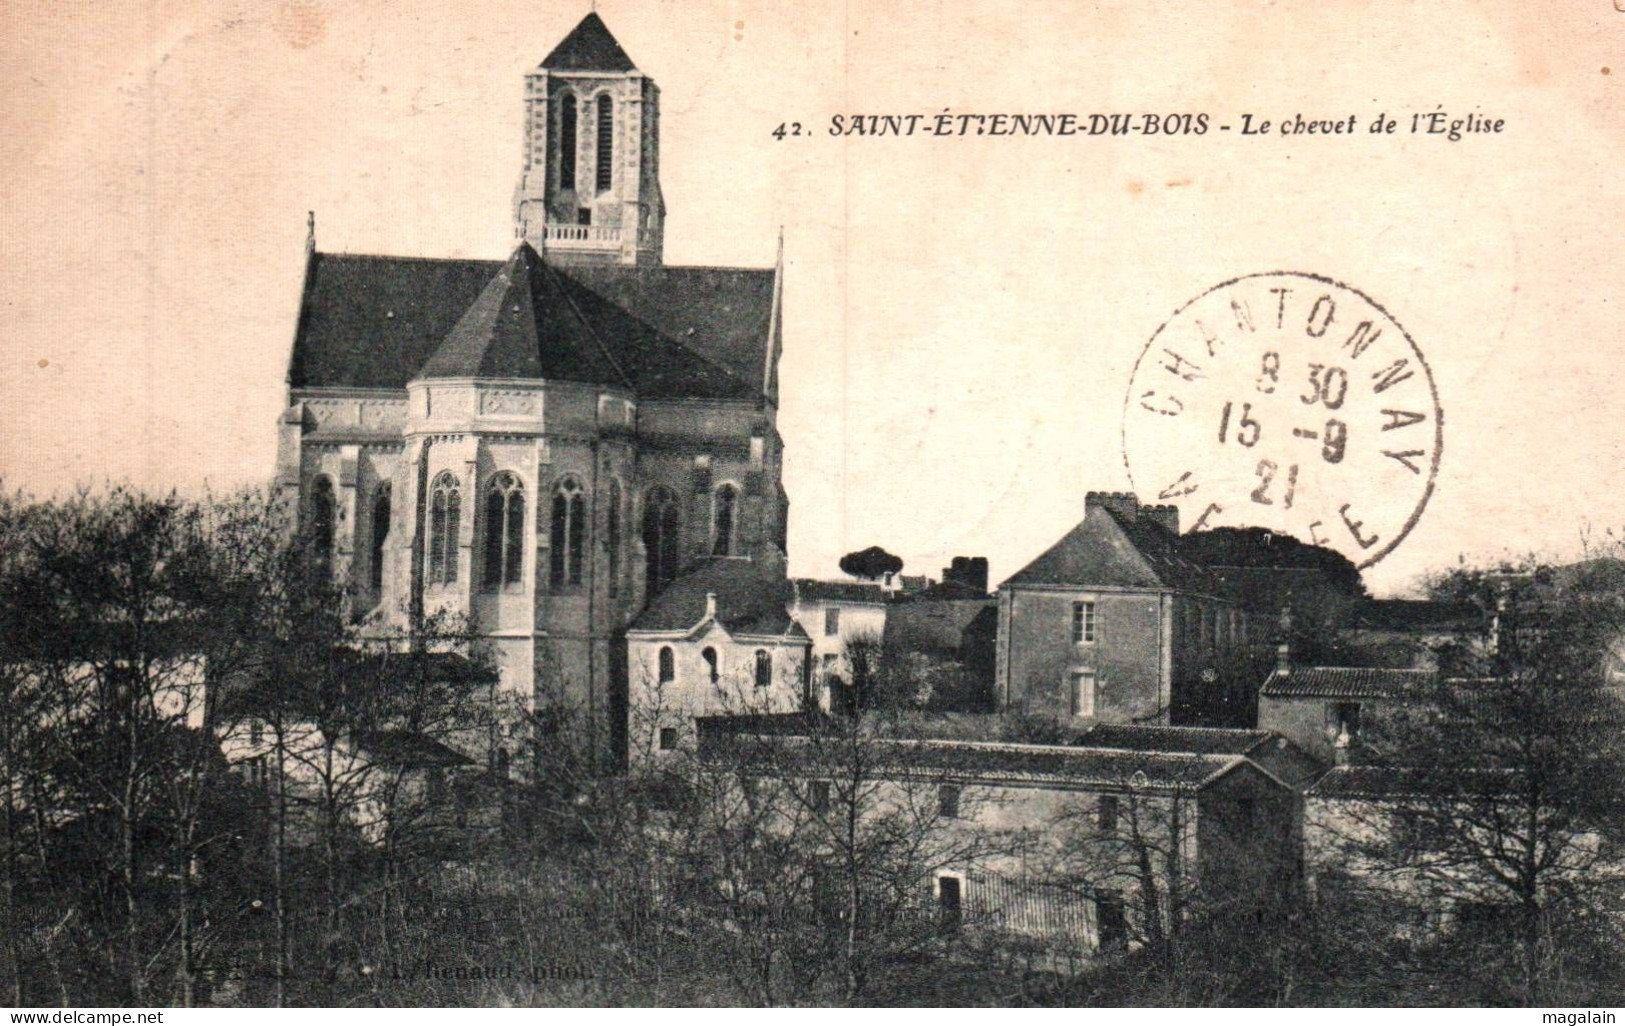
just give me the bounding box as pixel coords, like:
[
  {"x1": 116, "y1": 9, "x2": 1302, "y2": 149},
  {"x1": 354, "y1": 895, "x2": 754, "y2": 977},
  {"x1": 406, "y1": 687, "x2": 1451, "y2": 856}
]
[{"x1": 275, "y1": 13, "x2": 804, "y2": 770}]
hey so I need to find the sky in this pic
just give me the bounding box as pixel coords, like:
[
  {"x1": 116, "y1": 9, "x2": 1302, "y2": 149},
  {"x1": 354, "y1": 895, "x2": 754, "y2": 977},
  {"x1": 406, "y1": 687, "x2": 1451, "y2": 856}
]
[{"x1": 2, "y1": 0, "x2": 1622, "y2": 596}]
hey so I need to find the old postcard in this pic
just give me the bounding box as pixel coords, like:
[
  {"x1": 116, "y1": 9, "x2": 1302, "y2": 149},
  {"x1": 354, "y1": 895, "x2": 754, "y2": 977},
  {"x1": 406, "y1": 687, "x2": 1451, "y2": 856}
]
[{"x1": 1, "y1": 0, "x2": 1623, "y2": 1012}]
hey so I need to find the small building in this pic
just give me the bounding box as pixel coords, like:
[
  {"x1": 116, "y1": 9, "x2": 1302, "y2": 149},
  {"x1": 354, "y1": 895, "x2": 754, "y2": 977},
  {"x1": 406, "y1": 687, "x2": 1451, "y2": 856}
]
[
  {"x1": 788, "y1": 578, "x2": 888, "y2": 697},
  {"x1": 627, "y1": 557, "x2": 813, "y2": 760},
  {"x1": 1257, "y1": 665, "x2": 1432, "y2": 765},
  {"x1": 698, "y1": 723, "x2": 1301, "y2": 960},
  {"x1": 995, "y1": 492, "x2": 1260, "y2": 728},
  {"x1": 1341, "y1": 599, "x2": 1484, "y2": 669}
]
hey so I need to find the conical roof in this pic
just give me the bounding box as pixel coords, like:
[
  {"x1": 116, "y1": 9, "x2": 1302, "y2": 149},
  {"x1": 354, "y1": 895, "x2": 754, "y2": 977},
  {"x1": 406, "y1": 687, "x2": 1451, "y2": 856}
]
[
  {"x1": 418, "y1": 243, "x2": 624, "y2": 383},
  {"x1": 540, "y1": 13, "x2": 637, "y2": 72},
  {"x1": 415, "y1": 244, "x2": 756, "y2": 398}
]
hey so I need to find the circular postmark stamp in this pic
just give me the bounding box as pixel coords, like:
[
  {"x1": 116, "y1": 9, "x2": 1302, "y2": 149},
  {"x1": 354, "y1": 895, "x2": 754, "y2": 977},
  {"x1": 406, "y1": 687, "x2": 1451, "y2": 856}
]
[{"x1": 1121, "y1": 272, "x2": 1443, "y2": 570}]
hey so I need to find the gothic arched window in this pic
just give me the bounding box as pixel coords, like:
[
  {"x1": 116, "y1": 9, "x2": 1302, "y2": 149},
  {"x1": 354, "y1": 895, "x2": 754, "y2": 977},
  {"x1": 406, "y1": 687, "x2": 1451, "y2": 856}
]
[
  {"x1": 559, "y1": 94, "x2": 578, "y2": 190},
  {"x1": 550, "y1": 477, "x2": 586, "y2": 588},
  {"x1": 642, "y1": 486, "x2": 680, "y2": 595},
  {"x1": 483, "y1": 472, "x2": 526, "y2": 589},
  {"x1": 370, "y1": 482, "x2": 391, "y2": 593},
  {"x1": 595, "y1": 94, "x2": 613, "y2": 193},
  {"x1": 755, "y1": 650, "x2": 772, "y2": 689},
  {"x1": 658, "y1": 646, "x2": 674, "y2": 684},
  {"x1": 309, "y1": 475, "x2": 336, "y2": 569},
  {"x1": 428, "y1": 472, "x2": 461, "y2": 586},
  {"x1": 702, "y1": 647, "x2": 719, "y2": 685},
  {"x1": 606, "y1": 478, "x2": 622, "y2": 598},
  {"x1": 712, "y1": 483, "x2": 739, "y2": 557}
]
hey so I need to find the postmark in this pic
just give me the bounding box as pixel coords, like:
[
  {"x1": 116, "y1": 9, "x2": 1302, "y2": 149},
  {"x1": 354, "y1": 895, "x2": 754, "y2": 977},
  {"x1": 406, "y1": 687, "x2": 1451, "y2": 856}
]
[{"x1": 1121, "y1": 272, "x2": 1443, "y2": 569}]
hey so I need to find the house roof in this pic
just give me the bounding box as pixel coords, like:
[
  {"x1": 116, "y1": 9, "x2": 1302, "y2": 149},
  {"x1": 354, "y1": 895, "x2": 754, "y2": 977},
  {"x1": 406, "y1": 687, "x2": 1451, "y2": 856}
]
[
  {"x1": 792, "y1": 579, "x2": 886, "y2": 604},
  {"x1": 699, "y1": 728, "x2": 1254, "y2": 793},
  {"x1": 287, "y1": 250, "x2": 774, "y2": 400},
  {"x1": 539, "y1": 12, "x2": 638, "y2": 72},
  {"x1": 353, "y1": 730, "x2": 474, "y2": 769},
  {"x1": 1077, "y1": 723, "x2": 1328, "y2": 789},
  {"x1": 1076, "y1": 723, "x2": 1274, "y2": 756},
  {"x1": 1260, "y1": 666, "x2": 1434, "y2": 700},
  {"x1": 1001, "y1": 506, "x2": 1221, "y2": 595},
  {"x1": 630, "y1": 558, "x2": 807, "y2": 639},
  {"x1": 1307, "y1": 764, "x2": 1519, "y2": 801},
  {"x1": 1349, "y1": 599, "x2": 1482, "y2": 633}
]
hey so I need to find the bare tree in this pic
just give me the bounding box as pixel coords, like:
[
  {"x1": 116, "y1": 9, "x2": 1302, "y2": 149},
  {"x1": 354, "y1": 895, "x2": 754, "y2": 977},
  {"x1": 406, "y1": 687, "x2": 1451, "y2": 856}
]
[{"x1": 1327, "y1": 559, "x2": 1625, "y2": 1004}]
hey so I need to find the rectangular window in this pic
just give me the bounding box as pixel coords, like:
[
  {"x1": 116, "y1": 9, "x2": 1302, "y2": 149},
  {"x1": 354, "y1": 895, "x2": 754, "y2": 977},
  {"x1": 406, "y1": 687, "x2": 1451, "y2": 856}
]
[
  {"x1": 577, "y1": 208, "x2": 592, "y2": 226},
  {"x1": 249, "y1": 720, "x2": 263, "y2": 747},
  {"x1": 937, "y1": 875, "x2": 963, "y2": 933},
  {"x1": 1072, "y1": 600, "x2": 1096, "y2": 644},
  {"x1": 808, "y1": 780, "x2": 830, "y2": 812},
  {"x1": 825, "y1": 607, "x2": 841, "y2": 636},
  {"x1": 938, "y1": 783, "x2": 961, "y2": 819},
  {"x1": 1097, "y1": 795, "x2": 1119, "y2": 833},
  {"x1": 658, "y1": 727, "x2": 678, "y2": 751},
  {"x1": 1070, "y1": 670, "x2": 1096, "y2": 718}
]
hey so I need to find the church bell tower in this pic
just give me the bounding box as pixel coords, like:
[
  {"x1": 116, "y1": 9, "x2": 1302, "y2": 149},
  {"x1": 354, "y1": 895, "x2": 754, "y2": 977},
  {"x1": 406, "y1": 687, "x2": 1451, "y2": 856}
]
[{"x1": 513, "y1": 13, "x2": 665, "y2": 266}]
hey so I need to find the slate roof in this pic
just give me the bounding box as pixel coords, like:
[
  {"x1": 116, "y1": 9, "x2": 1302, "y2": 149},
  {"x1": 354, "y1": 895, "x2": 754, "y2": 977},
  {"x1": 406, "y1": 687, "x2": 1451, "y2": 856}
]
[
  {"x1": 539, "y1": 13, "x2": 637, "y2": 72},
  {"x1": 792, "y1": 579, "x2": 886, "y2": 604},
  {"x1": 287, "y1": 248, "x2": 775, "y2": 400},
  {"x1": 1001, "y1": 506, "x2": 1222, "y2": 595},
  {"x1": 1260, "y1": 666, "x2": 1434, "y2": 700},
  {"x1": 630, "y1": 558, "x2": 808, "y2": 639}
]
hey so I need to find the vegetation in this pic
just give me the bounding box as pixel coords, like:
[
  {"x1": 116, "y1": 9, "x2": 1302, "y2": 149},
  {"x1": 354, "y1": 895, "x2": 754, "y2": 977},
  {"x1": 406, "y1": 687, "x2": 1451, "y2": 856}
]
[{"x1": 1, "y1": 489, "x2": 1622, "y2": 1007}]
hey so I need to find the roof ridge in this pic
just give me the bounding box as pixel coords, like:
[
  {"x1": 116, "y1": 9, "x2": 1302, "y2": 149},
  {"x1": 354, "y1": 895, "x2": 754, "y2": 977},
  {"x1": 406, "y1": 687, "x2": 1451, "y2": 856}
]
[
  {"x1": 553, "y1": 263, "x2": 761, "y2": 397},
  {"x1": 539, "y1": 258, "x2": 636, "y2": 392},
  {"x1": 314, "y1": 250, "x2": 506, "y2": 265}
]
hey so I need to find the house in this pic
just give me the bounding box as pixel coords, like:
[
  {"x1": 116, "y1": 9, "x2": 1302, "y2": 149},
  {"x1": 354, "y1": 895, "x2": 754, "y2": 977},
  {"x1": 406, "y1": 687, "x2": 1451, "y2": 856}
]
[
  {"x1": 1340, "y1": 599, "x2": 1484, "y2": 669},
  {"x1": 1257, "y1": 665, "x2": 1432, "y2": 765},
  {"x1": 1301, "y1": 765, "x2": 1625, "y2": 941},
  {"x1": 995, "y1": 492, "x2": 1262, "y2": 728},
  {"x1": 627, "y1": 556, "x2": 813, "y2": 760},
  {"x1": 697, "y1": 723, "x2": 1301, "y2": 959},
  {"x1": 221, "y1": 721, "x2": 503, "y2": 849},
  {"x1": 883, "y1": 564, "x2": 997, "y2": 712},
  {"x1": 788, "y1": 578, "x2": 888, "y2": 704}
]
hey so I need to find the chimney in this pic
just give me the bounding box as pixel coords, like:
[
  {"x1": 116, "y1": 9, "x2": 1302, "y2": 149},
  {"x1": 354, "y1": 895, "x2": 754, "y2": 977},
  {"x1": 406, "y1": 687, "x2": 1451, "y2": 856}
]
[
  {"x1": 705, "y1": 593, "x2": 718, "y2": 620},
  {"x1": 941, "y1": 556, "x2": 990, "y2": 594},
  {"x1": 1274, "y1": 606, "x2": 1294, "y2": 676},
  {"x1": 1143, "y1": 504, "x2": 1180, "y2": 535},
  {"x1": 1085, "y1": 491, "x2": 1140, "y2": 522}
]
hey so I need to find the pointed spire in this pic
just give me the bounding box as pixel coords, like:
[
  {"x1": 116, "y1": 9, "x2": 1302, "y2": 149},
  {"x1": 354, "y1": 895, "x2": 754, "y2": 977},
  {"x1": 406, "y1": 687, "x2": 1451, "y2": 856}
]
[
  {"x1": 305, "y1": 210, "x2": 316, "y2": 256},
  {"x1": 540, "y1": 12, "x2": 636, "y2": 72}
]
